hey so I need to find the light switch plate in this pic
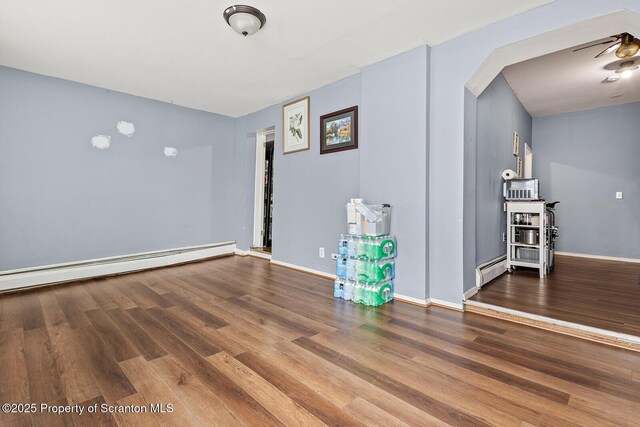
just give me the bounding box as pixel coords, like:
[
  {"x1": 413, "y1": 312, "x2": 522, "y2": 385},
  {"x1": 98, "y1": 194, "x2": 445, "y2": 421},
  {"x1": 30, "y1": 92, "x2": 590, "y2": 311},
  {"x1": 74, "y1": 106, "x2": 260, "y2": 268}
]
[
  {"x1": 616, "y1": 192, "x2": 623, "y2": 199},
  {"x1": 319, "y1": 247, "x2": 325, "y2": 258}
]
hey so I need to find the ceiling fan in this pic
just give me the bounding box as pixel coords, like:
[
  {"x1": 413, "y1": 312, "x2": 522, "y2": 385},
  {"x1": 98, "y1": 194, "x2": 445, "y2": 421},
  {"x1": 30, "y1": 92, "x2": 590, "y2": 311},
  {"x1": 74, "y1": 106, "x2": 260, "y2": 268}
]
[{"x1": 573, "y1": 32, "x2": 640, "y2": 58}]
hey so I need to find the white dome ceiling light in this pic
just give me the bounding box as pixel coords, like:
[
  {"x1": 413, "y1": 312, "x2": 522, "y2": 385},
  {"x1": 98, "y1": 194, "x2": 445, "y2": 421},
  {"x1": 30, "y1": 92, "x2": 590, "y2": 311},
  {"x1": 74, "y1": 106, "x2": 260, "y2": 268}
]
[
  {"x1": 223, "y1": 5, "x2": 266, "y2": 37},
  {"x1": 614, "y1": 60, "x2": 639, "y2": 79}
]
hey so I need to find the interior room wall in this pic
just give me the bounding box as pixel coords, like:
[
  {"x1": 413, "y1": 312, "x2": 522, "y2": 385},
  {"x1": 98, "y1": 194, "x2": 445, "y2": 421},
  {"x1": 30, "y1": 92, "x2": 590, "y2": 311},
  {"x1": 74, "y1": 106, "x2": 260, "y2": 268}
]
[
  {"x1": 430, "y1": 0, "x2": 640, "y2": 305},
  {"x1": 476, "y1": 73, "x2": 532, "y2": 266},
  {"x1": 463, "y1": 89, "x2": 478, "y2": 293},
  {"x1": 360, "y1": 46, "x2": 429, "y2": 301},
  {"x1": 236, "y1": 46, "x2": 430, "y2": 301},
  {"x1": 234, "y1": 74, "x2": 362, "y2": 274},
  {"x1": 533, "y1": 102, "x2": 640, "y2": 259},
  {"x1": 0, "y1": 66, "x2": 236, "y2": 271}
]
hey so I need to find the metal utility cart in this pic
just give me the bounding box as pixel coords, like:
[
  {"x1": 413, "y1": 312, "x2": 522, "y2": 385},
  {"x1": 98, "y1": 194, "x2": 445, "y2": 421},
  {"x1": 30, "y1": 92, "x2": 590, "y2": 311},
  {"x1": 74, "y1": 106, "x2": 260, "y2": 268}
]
[{"x1": 506, "y1": 201, "x2": 549, "y2": 278}]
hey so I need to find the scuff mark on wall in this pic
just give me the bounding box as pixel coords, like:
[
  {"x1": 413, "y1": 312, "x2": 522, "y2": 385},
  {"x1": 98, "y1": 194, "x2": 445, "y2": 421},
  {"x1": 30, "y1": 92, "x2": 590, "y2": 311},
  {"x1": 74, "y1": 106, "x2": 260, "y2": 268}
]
[
  {"x1": 164, "y1": 147, "x2": 178, "y2": 157},
  {"x1": 91, "y1": 134, "x2": 111, "y2": 150},
  {"x1": 117, "y1": 121, "x2": 135, "y2": 137}
]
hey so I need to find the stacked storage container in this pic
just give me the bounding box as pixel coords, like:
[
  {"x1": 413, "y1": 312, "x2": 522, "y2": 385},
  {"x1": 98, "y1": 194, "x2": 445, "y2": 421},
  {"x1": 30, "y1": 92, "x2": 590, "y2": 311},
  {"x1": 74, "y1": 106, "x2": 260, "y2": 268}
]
[{"x1": 334, "y1": 200, "x2": 396, "y2": 307}]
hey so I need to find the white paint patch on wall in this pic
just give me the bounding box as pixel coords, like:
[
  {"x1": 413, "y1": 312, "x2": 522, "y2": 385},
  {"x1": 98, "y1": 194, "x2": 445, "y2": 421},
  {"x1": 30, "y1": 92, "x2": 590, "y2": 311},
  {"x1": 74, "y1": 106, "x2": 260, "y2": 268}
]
[
  {"x1": 91, "y1": 134, "x2": 111, "y2": 150},
  {"x1": 164, "y1": 147, "x2": 177, "y2": 157},
  {"x1": 116, "y1": 120, "x2": 135, "y2": 137}
]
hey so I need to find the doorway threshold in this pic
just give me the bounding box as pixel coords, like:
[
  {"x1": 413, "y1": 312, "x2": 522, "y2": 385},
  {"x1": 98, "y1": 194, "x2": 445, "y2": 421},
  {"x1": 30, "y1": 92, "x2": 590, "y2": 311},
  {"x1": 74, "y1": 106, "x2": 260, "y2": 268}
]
[
  {"x1": 465, "y1": 300, "x2": 640, "y2": 352},
  {"x1": 248, "y1": 248, "x2": 272, "y2": 260}
]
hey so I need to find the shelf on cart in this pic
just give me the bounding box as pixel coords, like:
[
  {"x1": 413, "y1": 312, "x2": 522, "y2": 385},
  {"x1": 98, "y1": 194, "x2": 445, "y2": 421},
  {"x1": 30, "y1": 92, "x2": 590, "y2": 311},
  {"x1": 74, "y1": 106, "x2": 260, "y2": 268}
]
[
  {"x1": 510, "y1": 242, "x2": 540, "y2": 248},
  {"x1": 510, "y1": 258, "x2": 541, "y2": 267}
]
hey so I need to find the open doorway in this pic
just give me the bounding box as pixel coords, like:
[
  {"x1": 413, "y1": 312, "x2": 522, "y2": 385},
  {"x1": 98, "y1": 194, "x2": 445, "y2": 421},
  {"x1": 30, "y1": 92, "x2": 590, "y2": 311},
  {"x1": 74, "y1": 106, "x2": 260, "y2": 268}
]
[
  {"x1": 252, "y1": 128, "x2": 275, "y2": 256},
  {"x1": 465, "y1": 24, "x2": 640, "y2": 347}
]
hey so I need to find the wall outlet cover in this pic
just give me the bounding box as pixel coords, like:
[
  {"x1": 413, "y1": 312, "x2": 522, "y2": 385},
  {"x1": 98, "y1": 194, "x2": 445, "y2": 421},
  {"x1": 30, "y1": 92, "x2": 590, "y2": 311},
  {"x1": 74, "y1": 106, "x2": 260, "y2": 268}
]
[
  {"x1": 331, "y1": 253, "x2": 339, "y2": 260},
  {"x1": 319, "y1": 247, "x2": 325, "y2": 258},
  {"x1": 616, "y1": 192, "x2": 623, "y2": 199}
]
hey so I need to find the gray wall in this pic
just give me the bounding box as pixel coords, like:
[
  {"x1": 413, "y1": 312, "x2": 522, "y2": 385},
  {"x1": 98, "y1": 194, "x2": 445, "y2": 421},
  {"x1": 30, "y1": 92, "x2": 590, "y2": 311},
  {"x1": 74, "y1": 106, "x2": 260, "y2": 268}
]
[
  {"x1": 0, "y1": 66, "x2": 236, "y2": 271},
  {"x1": 532, "y1": 102, "x2": 640, "y2": 259},
  {"x1": 429, "y1": 0, "x2": 640, "y2": 305},
  {"x1": 475, "y1": 73, "x2": 532, "y2": 265},
  {"x1": 360, "y1": 46, "x2": 429, "y2": 300},
  {"x1": 236, "y1": 46, "x2": 430, "y2": 301},
  {"x1": 463, "y1": 89, "x2": 478, "y2": 293},
  {"x1": 234, "y1": 75, "x2": 361, "y2": 274}
]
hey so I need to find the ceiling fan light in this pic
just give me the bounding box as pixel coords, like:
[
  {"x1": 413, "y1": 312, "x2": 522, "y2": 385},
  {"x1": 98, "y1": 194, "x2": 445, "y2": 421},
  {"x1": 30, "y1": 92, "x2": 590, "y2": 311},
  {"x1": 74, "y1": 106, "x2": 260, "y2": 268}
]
[
  {"x1": 616, "y1": 43, "x2": 640, "y2": 58},
  {"x1": 620, "y1": 69, "x2": 633, "y2": 79},
  {"x1": 615, "y1": 33, "x2": 640, "y2": 58},
  {"x1": 223, "y1": 5, "x2": 266, "y2": 37}
]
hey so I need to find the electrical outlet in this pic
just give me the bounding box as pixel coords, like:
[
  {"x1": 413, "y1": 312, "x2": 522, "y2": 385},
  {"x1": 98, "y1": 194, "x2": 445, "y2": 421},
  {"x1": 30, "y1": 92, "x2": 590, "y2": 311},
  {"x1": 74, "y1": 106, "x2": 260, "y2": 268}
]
[
  {"x1": 319, "y1": 247, "x2": 325, "y2": 258},
  {"x1": 616, "y1": 191, "x2": 623, "y2": 199},
  {"x1": 331, "y1": 253, "x2": 339, "y2": 260}
]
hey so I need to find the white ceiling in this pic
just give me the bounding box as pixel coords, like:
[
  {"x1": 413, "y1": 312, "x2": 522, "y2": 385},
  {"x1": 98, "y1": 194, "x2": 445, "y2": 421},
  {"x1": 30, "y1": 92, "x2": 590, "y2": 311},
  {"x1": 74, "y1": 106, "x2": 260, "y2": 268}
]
[
  {"x1": 0, "y1": 0, "x2": 552, "y2": 117},
  {"x1": 502, "y1": 36, "x2": 640, "y2": 117}
]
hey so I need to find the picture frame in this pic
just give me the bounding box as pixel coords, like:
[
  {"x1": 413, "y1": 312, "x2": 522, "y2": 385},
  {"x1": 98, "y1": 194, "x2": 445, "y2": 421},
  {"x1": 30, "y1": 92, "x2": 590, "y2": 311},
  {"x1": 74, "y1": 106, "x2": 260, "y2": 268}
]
[
  {"x1": 512, "y1": 131, "x2": 520, "y2": 156},
  {"x1": 516, "y1": 156, "x2": 523, "y2": 178},
  {"x1": 320, "y1": 106, "x2": 358, "y2": 155},
  {"x1": 282, "y1": 96, "x2": 310, "y2": 154}
]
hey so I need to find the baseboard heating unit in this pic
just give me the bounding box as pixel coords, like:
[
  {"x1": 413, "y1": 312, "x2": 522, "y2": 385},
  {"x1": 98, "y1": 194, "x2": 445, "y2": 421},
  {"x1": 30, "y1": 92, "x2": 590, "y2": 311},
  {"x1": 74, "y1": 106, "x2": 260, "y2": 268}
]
[
  {"x1": 475, "y1": 255, "x2": 507, "y2": 289},
  {"x1": 0, "y1": 241, "x2": 236, "y2": 293}
]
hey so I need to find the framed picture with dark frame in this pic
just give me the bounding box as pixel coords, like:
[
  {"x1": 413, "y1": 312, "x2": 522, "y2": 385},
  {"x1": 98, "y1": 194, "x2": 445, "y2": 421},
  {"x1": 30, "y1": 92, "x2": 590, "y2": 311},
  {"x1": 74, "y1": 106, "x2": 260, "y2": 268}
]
[{"x1": 320, "y1": 106, "x2": 358, "y2": 155}]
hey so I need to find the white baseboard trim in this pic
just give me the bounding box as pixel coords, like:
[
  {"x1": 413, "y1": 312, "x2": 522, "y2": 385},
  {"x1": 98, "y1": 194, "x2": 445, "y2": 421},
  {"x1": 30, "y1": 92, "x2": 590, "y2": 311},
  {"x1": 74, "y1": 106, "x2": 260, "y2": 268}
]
[
  {"x1": 269, "y1": 259, "x2": 335, "y2": 280},
  {"x1": 235, "y1": 249, "x2": 272, "y2": 260},
  {"x1": 0, "y1": 242, "x2": 236, "y2": 292},
  {"x1": 393, "y1": 293, "x2": 429, "y2": 307},
  {"x1": 429, "y1": 298, "x2": 464, "y2": 311},
  {"x1": 465, "y1": 300, "x2": 640, "y2": 350},
  {"x1": 555, "y1": 251, "x2": 640, "y2": 264},
  {"x1": 463, "y1": 287, "x2": 479, "y2": 301}
]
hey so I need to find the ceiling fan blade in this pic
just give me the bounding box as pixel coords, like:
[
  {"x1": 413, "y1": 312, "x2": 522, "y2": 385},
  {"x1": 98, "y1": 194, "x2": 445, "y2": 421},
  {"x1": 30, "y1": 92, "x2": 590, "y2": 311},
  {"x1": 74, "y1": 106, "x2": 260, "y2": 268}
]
[
  {"x1": 595, "y1": 41, "x2": 621, "y2": 58},
  {"x1": 573, "y1": 39, "x2": 617, "y2": 52}
]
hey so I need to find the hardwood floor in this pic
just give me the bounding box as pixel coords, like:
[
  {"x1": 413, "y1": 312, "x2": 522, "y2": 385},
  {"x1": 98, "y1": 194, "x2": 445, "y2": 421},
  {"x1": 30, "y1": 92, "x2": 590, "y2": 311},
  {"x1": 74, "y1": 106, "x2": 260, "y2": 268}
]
[
  {"x1": 1, "y1": 255, "x2": 639, "y2": 426},
  {"x1": 471, "y1": 255, "x2": 640, "y2": 337}
]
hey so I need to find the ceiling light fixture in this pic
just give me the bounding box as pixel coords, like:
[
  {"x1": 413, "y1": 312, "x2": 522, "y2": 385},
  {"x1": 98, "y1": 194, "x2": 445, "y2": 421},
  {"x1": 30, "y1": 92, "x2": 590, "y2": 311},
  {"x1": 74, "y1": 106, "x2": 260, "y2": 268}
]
[
  {"x1": 614, "y1": 60, "x2": 639, "y2": 78},
  {"x1": 616, "y1": 33, "x2": 640, "y2": 58},
  {"x1": 223, "y1": 5, "x2": 266, "y2": 37}
]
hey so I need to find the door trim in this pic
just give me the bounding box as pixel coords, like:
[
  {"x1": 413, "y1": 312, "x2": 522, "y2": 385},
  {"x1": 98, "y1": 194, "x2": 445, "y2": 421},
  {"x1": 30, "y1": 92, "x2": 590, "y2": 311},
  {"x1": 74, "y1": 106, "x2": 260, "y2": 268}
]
[{"x1": 252, "y1": 128, "x2": 275, "y2": 248}]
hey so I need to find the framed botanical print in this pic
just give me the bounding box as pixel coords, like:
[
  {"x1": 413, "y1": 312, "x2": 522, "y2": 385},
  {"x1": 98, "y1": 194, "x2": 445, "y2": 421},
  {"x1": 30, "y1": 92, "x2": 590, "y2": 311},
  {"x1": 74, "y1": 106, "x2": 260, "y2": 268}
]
[
  {"x1": 282, "y1": 96, "x2": 310, "y2": 154},
  {"x1": 320, "y1": 106, "x2": 358, "y2": 155}
]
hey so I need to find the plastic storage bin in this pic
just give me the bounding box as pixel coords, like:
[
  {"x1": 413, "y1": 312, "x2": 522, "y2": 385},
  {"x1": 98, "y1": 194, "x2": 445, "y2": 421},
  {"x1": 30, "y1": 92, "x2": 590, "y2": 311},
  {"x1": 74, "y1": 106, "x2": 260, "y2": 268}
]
[{"x1": 347, "y1": 203, "x2": 392, "y2": 236}]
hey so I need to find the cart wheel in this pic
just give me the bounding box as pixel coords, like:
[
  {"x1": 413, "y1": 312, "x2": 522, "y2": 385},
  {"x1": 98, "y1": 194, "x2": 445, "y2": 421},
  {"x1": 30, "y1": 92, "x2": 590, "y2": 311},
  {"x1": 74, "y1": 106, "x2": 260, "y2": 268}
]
[{"x1": 507, "y1": 268, "x2": 513, "y2": 274}]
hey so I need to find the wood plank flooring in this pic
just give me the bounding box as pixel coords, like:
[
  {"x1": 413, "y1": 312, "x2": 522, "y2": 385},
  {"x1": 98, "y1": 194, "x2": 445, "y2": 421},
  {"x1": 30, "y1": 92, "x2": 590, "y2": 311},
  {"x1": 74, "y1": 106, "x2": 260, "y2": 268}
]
[
  {"x1": 1, "y1": 255, "x2": 639, "y2": 426},
  {"x1": 471, "y1": 255, "x2": 640, "y2": 337}
]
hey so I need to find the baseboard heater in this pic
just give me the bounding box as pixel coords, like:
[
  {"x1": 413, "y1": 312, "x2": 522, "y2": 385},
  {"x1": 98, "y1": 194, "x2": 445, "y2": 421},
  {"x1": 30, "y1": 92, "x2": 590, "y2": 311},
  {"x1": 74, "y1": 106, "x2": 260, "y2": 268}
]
[
  {"x1": 0, "y1": 241, "x2": 236, "y2": 293},
  {"x1": 475, "y1": 255, "x2": 507, "y2": 289}
]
